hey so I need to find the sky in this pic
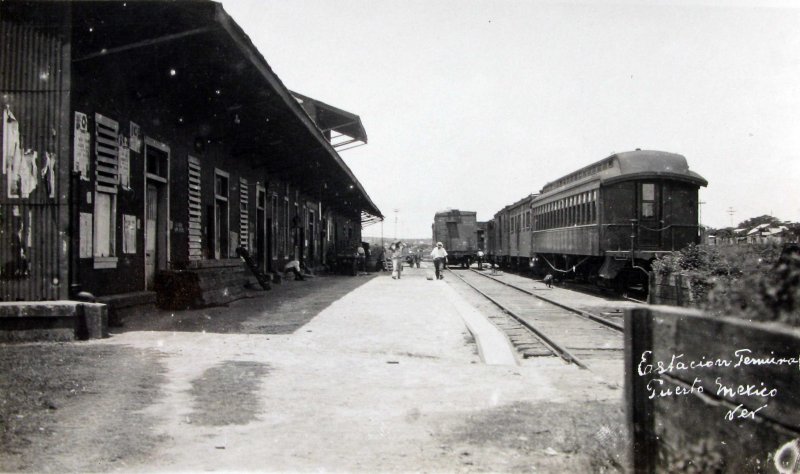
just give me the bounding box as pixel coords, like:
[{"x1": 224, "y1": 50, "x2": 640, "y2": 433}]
[{"x1": 222, "y1": 0, "x2": 800, "y2": 238}]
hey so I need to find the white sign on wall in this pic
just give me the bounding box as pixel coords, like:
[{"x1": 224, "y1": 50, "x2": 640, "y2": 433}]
[
  {"x1": 119, "y1": 142, "x2": 131, "y2": 189},
  {"x1": 129, "y1": 121, "x2": 142, "y2": 153},
  {"x1": 73, "y1": 112, "x2": 90, "y2": 180},
  {"x1": 123, "y1": 214, "x2": 137, "y2": 254}
]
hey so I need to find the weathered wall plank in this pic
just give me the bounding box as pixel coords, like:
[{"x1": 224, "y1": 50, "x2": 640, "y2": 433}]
[{"x1": 626, "y1": 307, "x2": 800, "y2": 473}]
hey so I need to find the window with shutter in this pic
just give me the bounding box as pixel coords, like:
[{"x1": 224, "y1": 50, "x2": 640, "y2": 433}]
[
  {"x1": 188, "y1": 156, "x2": 202, "y2": 260},
  {"x1": 239, "y1": 178, "x2": 249, "y2": 248},
  {"x1": 93, "y1": 113, "x2": 119, "y2": 268}
]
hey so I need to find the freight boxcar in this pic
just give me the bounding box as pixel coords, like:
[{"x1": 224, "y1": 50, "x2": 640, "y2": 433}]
[{"x1": 432, "y1": 209, "x2": 478, "y2": 267}]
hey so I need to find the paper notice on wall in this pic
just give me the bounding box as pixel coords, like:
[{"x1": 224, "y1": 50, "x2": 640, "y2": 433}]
[
  {"x1": 3, "y1": 107, "x2": 21, "y2": 177},
  {"x1": 3, "y1": 107, "x2": 40, "y2": 198},
  {"x1": 42, "y1": 152, "x2": 56, "y2": 198},
  {"x1": 119, "y1": 143, "x2": 131, "y2": 189},
  {"x1": 129, "y1": 121, "x2": 142, "y2": 153},
  {"x1": 123, "y1": 214, "x2": 137, "y2": 254},
  {"x1": 79, "y1": 212, "x2": 93, "y2": 258},
  {"x1": 74, "y1": 112, "x2": 90, "y2": 180},
  {"x1": 8, "y1": 149, "x2": 38, "y2": 199}
]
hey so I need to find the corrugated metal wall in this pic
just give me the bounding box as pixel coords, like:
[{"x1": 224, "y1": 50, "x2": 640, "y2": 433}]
[{"x1": 0, "y1": 15, "x2": 70, "y2": 301}]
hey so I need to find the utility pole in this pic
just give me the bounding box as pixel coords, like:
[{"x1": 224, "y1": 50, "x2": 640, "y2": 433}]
[
  {"x1": 698, "y1": 201, "x2": 706, "y2": 226},
  {"x1": 727, "y1": 207, "x2": 736, "y2": 227},
  {"x1": 393, "y1": 209, "x2": 399, "y2": 240},
  {"x1": 698, "y1": 201, "x2": 706, "y2": 238}
]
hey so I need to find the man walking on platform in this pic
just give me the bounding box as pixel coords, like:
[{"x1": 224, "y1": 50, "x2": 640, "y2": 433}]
[{"x1": 430, "y1": 242, "x2": 448, "y2": 280}]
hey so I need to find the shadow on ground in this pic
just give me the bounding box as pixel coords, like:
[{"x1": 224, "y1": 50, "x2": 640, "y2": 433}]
[
  {"x1": 0, "y1": 344, "x2": 167, "y2": 472},
  {"x1": 116, "y1": 273, "x2": 378, "y2": 335}
]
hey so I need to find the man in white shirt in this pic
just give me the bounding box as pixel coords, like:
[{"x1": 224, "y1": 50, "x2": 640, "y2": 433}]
[
  {"x1": 283, "y1": 257, "x2": 305, "y2": 281},
  {"x1": 430, "y1": 242, "x2": 448, "y2": 280}
]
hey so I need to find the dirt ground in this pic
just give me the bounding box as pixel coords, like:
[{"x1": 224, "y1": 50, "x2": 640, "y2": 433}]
[{"x1": 0, "y1": 270, "x2": 626, "y2": 473}]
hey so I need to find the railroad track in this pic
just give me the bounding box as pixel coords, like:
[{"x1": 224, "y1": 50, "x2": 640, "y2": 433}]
[
  {"x1": 490, "y1": 267, "x2": 647, "y2": 304},
  {"x1": 468, "y1": 269, "x2": 625, "y2": 331},
  {"x1": 446, "y1": 268, "x2": 624, "y2": 380}
]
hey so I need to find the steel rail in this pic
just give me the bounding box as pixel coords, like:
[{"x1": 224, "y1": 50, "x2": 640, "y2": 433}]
[
  {"x1": 468, "y1": 269, "x2": 625, "y2": 332},
  {"x1": 445, "y1": 268, "x2": 588, "y2": 369}
]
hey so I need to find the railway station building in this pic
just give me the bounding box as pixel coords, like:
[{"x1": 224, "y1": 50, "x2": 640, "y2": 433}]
[{"x1": 0, "y1": 1, "x2": 382, "y2": 310}]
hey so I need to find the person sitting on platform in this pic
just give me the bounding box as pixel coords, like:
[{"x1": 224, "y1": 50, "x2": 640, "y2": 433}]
[{"x1": 283, "y1": 257, "x2": 305, "y2": 281}]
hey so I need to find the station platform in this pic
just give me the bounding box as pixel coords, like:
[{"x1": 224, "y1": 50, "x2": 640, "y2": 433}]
[{"x1": 96, "y1": 263, "x2": 623, "y2": 472}]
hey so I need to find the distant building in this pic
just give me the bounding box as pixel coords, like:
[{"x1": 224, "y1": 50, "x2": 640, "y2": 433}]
[{"x1": 747, "y1": 224, "x2": 789, "y2": 244}]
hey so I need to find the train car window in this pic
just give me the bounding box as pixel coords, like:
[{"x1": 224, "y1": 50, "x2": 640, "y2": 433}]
[
  {"x1": 567, "y1": 200, "x2": 571, "y2": 226},
  {"x1": 553, "y1": 200, "x2": 562, "y2": 227},
  {"x1": 583, "y1": 193, "x2": 588, "y2": 224},
  {"x1": 642, "y1": 183, "x2": 655, "y2": 201},
  {"x1": 584, "y1": 197, "x2": 589, "y2": 224},
  {"x1": 642, "y1": 183, "x2": 656, "y2": 218}
]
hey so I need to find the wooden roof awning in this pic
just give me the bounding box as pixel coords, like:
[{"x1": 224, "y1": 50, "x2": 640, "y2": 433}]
[
  {"x1": 292, "y1": 92, "x2": 368, "y2": 152},
  {"x1": 361, "y1": 210, "x2": 383, "y2": 228}
]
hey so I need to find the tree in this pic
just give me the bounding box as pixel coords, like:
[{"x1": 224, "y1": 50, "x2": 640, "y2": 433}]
[
  {"x1": 737, "y1": 215, "x2": 781, "y2": 229},
  {"x1": 713, "y1": 227, "x2": 735, "y2": 239}
]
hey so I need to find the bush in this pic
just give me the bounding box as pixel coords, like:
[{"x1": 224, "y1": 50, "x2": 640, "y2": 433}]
[{"x1": 652, "y1": 243, "x2": 800, "y2": 326}]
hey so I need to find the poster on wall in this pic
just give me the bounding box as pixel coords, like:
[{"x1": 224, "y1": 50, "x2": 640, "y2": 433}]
[
  {"x1": 3, "y1": 106, "x2": 41, "y2": 199},
  {"x1": 123, "y1": 214, "x2": 137, "y2": 254},
  {"x1": 43, "y1": 152, "x2": 56, "y2": 199},
  {"x1": 79, "y1": 212, "x2": 93, "y2": 258},
  {"x1": 73, "y1": 112, "x2": 90, "y2": 180},
  {"x1": 3, "y1": 106, "x2": 20, "y2": 181},
  {"x1": 118, "y1": 137, "x2": 131, "y2": 189},
  {"x1": 129, "y1": 121, "x2": 142, "y2": 153}
]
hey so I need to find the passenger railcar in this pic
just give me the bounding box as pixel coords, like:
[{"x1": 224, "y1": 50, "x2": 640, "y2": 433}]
[
  {"x1": 432, "y1": 209, "x2": 479, "y2": 267},
  {"x1": 489, "y1": 194, "x2": 538, "y2": 270},
  {"x1": 488, "y1": 150, "x2": 707, "y2": 288}
]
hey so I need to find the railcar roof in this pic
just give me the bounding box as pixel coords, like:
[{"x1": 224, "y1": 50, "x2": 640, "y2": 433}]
[
  {"x1": 434, "y1": 209, "x2": 477, "y2": 217},
  {"x1": 539, "y1": 150, "x2": 707, "y2": 195}
]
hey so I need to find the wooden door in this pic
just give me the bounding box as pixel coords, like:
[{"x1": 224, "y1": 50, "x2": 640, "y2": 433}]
[
  {"x1": 145, "y1": 183, "x2": 158, "y2": 289},
  {"x1": 638, "y1": 182, "x2": 662, "y2": 249}
]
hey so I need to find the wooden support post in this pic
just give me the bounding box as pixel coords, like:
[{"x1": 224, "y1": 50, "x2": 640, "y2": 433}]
[{"x1": 625, "y1": 307, "x2": 656, "y2": 474}]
